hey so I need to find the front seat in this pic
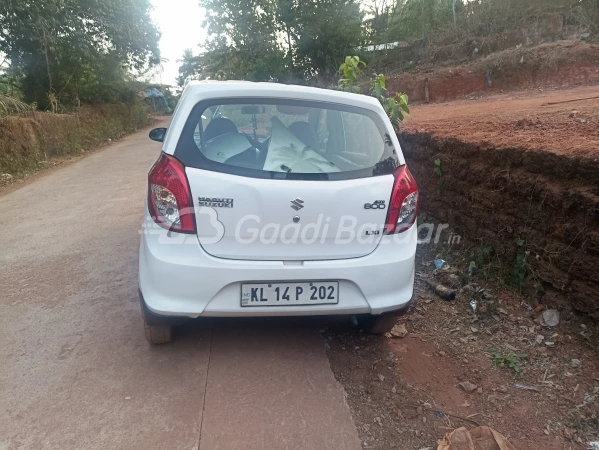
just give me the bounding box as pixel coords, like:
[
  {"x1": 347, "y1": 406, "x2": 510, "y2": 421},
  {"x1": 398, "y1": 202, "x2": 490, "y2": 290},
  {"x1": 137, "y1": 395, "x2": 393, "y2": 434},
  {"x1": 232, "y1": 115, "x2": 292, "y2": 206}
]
[
  {"x1": 204, "y1": 118, "x2": 238, "y2": 141},
  {"x1": 288, "y1": 121, "x2": 319, "y2": 151}
]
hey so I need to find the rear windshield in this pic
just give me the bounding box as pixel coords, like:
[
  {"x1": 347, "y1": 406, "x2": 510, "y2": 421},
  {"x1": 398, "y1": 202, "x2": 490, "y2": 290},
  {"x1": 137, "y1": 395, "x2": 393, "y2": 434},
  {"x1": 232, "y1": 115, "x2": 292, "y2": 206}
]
[{"x1": 174, "y1": 98, "x2": 399, "y2": 181}]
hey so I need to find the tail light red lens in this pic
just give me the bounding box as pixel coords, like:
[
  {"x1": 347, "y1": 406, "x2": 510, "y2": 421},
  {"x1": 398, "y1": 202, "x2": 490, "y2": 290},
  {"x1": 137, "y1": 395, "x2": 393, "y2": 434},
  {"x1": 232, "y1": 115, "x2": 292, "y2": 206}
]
[
  {"x1": 147, "y1": 153, "x2": 196, "y2": 234},
  {"x1": 384, "y1": 165, "x2": 419, "y2": 234}
]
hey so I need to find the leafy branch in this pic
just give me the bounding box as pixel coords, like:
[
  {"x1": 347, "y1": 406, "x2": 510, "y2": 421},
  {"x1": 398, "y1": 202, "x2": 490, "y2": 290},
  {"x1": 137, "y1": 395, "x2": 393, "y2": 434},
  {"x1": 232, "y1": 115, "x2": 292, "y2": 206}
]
[{"x1": 337, "y1": 56, "x2": 409, "y2": 131}]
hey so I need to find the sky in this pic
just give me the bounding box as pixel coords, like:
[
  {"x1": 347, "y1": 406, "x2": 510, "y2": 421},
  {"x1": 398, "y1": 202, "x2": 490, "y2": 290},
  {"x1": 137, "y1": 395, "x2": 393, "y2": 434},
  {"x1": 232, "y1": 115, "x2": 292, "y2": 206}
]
[{"x1": 150, "y1": 0, "x2": 207, "y2": 86}]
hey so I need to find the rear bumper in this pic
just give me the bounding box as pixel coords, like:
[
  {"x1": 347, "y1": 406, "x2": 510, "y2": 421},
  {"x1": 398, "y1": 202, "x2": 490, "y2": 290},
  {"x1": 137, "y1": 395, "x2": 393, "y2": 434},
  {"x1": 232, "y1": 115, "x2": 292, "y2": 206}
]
[{"x1": 139, "y1": 220, "x2": 417, "y2": 318}]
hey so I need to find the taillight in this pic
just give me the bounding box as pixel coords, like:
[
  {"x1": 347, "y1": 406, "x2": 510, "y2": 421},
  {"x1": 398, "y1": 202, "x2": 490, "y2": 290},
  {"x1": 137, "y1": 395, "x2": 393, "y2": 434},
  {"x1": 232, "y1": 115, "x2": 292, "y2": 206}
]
[
  {"x1": 384, "y1": 165, "x2": 419, "y2": 234},
  {"x1": 147, "y1": 153, "x2": 196, "y2": 233}
]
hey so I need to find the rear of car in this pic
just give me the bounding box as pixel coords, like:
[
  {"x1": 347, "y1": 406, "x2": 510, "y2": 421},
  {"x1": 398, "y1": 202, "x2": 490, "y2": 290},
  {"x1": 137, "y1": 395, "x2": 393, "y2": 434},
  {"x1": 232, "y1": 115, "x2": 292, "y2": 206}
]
[{"x1": 139, "y1": 81, "x2": 418, "y2": 344}]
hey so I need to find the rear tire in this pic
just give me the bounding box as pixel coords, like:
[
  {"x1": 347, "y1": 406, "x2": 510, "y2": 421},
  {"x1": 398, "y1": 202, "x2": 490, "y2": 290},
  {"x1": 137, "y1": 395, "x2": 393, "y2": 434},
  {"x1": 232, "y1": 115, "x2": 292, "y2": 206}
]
[
  {"x1": 358, "y1": 312, "x2": 400, "y2": 334},
  {"x1": 140, "y1": 293, "x2": 173, "y2": 344},
  {"x1": 143, "y1": 320, "x2": 172, "y2": 345}
]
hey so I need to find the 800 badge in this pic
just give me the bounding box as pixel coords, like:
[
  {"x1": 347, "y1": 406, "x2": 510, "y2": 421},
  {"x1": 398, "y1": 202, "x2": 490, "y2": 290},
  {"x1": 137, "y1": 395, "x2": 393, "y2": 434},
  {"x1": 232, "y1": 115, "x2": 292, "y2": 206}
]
[{"x1": 364, "y1": 200, "x2": 386, "y2": 210}]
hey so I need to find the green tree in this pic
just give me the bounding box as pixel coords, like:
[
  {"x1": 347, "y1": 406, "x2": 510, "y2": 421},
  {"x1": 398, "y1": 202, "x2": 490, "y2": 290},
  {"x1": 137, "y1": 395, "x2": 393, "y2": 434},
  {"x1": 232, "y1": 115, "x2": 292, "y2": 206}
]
[
  {"x1": 198, "y1": 0, "x2": 287, "y2": 81},
  {"x1": 0, "y1": 0, "x2": 161, "y2": 109},
  {"x1": 177, "y1": 49, "x2": 203, "y2": 86},
  {"x1": 196, "y1": 0, "x2": 364, "y2": 82},
  {"x1": 282, "y1": 0, "x2": 364, "y2": 79},
  {"x1": 383, "y1": 0, "x2": 463, "y2": 39},
  {"x1": 362, "y1": 0, "x2": 395, "y2": 46}
]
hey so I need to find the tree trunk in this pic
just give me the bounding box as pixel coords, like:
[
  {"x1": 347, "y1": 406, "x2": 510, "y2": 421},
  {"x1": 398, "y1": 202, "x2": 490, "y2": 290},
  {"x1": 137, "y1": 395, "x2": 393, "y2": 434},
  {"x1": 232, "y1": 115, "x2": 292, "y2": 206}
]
[
  {"x1": 452, "y1": 0, "x2": 457, "y2": 29},
  {"x1": 42, "y1": 27, "x2": 53, "y2": 93},
  {"x1": 287, "y1": 26, "x2": 293, "y2": 69}
]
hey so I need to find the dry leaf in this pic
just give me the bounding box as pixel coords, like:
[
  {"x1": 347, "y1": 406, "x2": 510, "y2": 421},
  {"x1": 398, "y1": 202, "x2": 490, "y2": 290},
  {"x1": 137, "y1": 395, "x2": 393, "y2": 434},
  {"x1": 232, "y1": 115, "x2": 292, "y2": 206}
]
[{"x1": 390, "y1": 322, "x2": 408, "y2": 338}]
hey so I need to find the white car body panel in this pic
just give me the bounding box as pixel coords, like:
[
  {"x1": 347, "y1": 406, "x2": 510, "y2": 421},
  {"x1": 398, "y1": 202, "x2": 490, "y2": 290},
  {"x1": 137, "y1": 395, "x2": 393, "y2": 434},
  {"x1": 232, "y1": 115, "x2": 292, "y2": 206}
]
[
  {"x1": 139, "y1": 211, "x2": 416, "y2": 317},
  {"x1": 188, "y1": 167, "x2": 393, "y2": 260}
]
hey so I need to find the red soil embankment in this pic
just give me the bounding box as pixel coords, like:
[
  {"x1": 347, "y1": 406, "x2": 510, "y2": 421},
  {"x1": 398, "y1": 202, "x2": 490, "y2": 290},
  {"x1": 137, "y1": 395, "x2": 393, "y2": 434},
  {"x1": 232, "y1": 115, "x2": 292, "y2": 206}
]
[
  {"x1": 401, "y1": 86, "x2": 599, "y2": 316},
  {"x1": 387, "y1": 41, "x2": 599, "y2": 104}
]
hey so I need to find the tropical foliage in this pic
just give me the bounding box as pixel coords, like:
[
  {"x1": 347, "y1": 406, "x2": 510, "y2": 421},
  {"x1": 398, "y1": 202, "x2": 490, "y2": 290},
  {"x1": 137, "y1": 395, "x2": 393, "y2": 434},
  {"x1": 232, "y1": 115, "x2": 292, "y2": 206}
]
[
  {"x1": 0, "y1": 0, "x2": 161, "y2": 110},
  {"x1": 178, "y1": 0, "x2": 598, "y2": 85},
  {"x1": 181, "y1": 0, "x2": 365, "y2": 84},
  {"x1": 0, "y1": 95, "x2": 32, "y2": 116}
]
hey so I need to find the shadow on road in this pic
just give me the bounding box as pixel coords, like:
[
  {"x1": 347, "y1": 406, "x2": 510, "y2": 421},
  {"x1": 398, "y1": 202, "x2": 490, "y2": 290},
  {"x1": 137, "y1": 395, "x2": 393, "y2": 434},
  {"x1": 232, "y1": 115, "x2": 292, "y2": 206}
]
[{"x1": 174, "y1": 314, "x2": 355, "y2": 342}]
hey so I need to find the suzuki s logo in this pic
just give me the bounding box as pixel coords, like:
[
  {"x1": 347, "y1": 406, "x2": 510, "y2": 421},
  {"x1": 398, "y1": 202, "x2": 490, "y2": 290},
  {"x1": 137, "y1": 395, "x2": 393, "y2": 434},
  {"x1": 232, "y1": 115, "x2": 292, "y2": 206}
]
[{"x1": 290, "y1": 198, "x2": 304, "y2": 211}]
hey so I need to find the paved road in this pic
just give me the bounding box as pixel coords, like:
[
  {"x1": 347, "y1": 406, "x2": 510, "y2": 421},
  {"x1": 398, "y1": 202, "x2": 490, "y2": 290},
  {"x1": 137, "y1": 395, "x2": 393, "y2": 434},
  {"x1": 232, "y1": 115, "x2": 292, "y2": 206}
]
[{"x1": 0, "y1": 125, "x2": 361, "y2": 450}]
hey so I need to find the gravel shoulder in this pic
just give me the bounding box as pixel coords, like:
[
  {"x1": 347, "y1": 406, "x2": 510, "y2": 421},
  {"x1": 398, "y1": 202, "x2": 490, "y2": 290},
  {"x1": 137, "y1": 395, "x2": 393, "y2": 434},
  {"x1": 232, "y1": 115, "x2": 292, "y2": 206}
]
[{"x1": 325, "y1": 247, "x2": 599, "y2": 449}]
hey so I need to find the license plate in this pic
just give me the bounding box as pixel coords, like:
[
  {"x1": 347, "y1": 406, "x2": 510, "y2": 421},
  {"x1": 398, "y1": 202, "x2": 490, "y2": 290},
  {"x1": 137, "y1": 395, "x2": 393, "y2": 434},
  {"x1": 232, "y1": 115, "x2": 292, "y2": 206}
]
[{"x1": 241, "y1": 281, "x2": 339, "y2": 307}]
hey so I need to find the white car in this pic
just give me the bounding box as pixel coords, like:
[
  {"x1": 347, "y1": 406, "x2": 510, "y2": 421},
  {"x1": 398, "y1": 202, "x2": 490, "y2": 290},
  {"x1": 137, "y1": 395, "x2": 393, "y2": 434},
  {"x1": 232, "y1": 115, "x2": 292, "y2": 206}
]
[{"x1": 139, "y1": 81, "x2": 418, "y2": 344}]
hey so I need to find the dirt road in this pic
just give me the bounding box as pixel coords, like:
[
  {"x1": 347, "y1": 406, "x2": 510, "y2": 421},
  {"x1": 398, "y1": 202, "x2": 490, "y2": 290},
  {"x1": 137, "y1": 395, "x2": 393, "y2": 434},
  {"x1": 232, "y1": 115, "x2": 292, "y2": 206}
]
[
  {"x1": 404, "y1": 85, "x2": 599, "y2": 156},
  {"x1": 0, "y1": 125, "x2": 361, "y2": 450}
]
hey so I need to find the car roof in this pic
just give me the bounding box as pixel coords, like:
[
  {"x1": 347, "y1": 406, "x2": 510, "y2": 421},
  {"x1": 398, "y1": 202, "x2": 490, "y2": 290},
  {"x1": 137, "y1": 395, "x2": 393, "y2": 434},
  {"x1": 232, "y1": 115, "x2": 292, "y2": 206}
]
[{"x1": 183, "y1": 80, "x2": 381, "y2": 111}]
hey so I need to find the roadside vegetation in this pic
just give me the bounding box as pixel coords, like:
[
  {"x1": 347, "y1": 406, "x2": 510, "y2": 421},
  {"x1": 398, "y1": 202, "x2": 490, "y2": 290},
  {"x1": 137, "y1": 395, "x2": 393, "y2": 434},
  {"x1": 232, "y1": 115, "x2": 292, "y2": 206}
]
[
  {"x1": 0, "y1": 0, "x2": 173, "y2": 184},
  {"x1": 176, "y1": 0, "x2": 599, "y2": 85},
  {"x1": 0, "y1": 104, "x2": 153, "y2": 179},
  {"x1": 0, "y1": 0, "x2": 161, "y2": 109},
  {"x1": 337, "y1": 55, "x2": 410, "y2": 131},
  {"x1": 175, "y1": 0, "x2": 598, "y2": 130}
]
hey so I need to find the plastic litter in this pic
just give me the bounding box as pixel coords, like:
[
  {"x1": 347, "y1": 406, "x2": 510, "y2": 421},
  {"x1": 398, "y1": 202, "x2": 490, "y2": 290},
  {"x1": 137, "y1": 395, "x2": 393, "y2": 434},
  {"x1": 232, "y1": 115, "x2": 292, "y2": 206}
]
[
  {"x1": 437, "y1": 426, "x2": 515, "y2": 450},
  {"x1": 434, "y1": 259, "x2": 447, "y2": 269},
  {"x1": 470, "y1": 299, "x2": 477, "y2": 313},
  {"x1": 588, "y1": 441, "x2": 599, "y2": 449},
  {"x1": 540, "y1": 309, "x2": 560, "y2": 327},
  {"x1": 519, "y1": 300, "x2": 533, "y2": 311}
]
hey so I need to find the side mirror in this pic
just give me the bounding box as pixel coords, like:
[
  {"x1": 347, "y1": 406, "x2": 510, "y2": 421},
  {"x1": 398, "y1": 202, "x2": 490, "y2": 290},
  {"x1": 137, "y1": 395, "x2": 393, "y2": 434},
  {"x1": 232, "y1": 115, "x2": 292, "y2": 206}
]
[{"x1": 149, "y1": 127, "x2": 167, "y2": 142}]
